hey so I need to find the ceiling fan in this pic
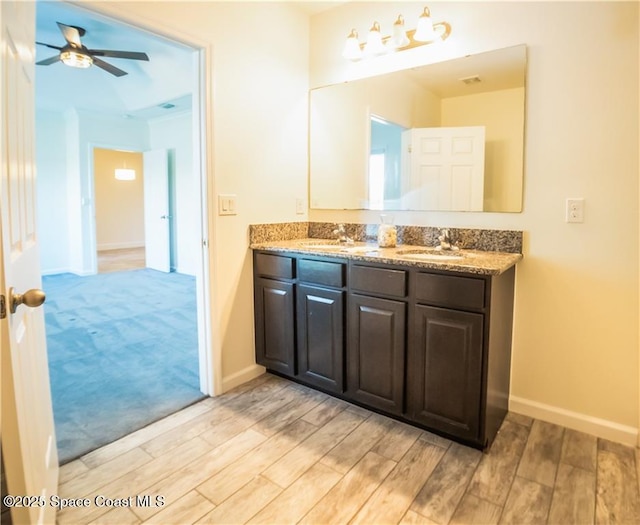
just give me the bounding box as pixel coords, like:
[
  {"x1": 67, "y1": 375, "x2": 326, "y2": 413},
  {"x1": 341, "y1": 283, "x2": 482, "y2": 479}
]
[{"x1": 36, "y1": 22, "x2": 149, "y2": 77}]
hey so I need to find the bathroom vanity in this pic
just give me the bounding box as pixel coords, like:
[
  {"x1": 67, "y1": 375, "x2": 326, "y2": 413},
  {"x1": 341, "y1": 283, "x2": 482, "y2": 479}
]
[{"x1": 251, "y1": 236, "x2": 521, "y2": 450}]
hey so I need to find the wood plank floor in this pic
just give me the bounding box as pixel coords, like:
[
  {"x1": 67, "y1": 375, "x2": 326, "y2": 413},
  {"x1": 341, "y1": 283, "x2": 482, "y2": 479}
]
[
  {"x1": 57, "y1": 374, "x2": 640, "y2": 525},
  {"x1": 98, "y1": 247, "x2": 146, "y2": 273}
]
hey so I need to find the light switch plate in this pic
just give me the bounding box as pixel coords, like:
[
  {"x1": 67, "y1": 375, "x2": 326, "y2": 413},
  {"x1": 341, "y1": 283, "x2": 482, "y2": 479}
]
[
  {"x1": 296, "y1": 198, "x2": 305, "y2": 215},
  {"x1": 218, "y1": 194, "x2": 237, "y2": 216}
]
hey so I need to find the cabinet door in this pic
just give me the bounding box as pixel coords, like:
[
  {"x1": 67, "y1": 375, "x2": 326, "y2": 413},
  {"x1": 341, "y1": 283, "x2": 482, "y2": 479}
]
[
  {"x1": 347, "y1": 294, "x2": 405, "y2": 414},
  {"x1": 297, "y1": 285, "x2": 344, "y2": 393},
  {"x1": 254, "y1": 277, "x2": 295, "y2": 376},
  {"x1": 408, "y1": 305, "x2": 483, "y2": 441}
]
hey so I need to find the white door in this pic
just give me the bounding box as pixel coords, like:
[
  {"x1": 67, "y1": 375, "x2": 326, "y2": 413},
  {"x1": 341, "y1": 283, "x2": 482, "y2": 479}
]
[
  {"x1": 406, "y1": 126, "x2": 485, "y2": 211},
  {"x1": 143, "y1": 149, "x2": 170, "y2": 272},
  {"x1": 1, "y1": 2, "x2": 59, "y2": 524}
]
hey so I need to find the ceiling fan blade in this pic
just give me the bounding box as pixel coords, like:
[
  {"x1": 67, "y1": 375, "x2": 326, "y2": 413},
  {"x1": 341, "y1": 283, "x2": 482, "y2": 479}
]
[
  {"x1": 57, "y1": 22, "x2": 82, "y2": 47},
  {"x1": 36, "y1": 55, "x2": 62, "y2": 66},
  {"x1": 92, "y1": 57, "x2": 128, "y2": 77},
  {"x1": 88, "y1": 49, "x2": 149, "y2": 61},
  {"x1": 36, "y1": 41, "x2": 62, "y2": 51}
]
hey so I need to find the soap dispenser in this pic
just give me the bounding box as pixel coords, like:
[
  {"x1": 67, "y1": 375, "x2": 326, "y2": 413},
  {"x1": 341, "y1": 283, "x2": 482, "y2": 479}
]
[{"x1": 377, "y1": 214, "x2": 397, "y2": 248}]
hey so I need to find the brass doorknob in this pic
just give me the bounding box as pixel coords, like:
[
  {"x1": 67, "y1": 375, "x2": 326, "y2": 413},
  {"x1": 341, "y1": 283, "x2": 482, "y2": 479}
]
[{"x1": 10, "y1": 288, "x2": 46, "y2": 314}]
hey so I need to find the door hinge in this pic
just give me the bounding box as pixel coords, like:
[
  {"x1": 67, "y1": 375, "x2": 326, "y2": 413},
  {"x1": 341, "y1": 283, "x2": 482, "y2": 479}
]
[{"x1": 1, "y1": 294, "x2": 6, "y2": 320}]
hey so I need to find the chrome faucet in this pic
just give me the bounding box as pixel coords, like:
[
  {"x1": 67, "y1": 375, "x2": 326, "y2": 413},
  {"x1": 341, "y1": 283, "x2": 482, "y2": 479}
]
[
  {"x1": 437, "y1": 228, "x2": 458, "y2": 251},
  {"x1": 333, "y1": 223, "x2": 353, "y2": 244}
]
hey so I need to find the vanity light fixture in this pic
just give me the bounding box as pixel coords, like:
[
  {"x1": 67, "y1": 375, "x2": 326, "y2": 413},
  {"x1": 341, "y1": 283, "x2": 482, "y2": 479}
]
[
  {"x1": 114, "y1": 168, "x2": 136, "y2": 181},
  {"x1": 342, "y1": 5, "x2": 451, "y2": 61}
]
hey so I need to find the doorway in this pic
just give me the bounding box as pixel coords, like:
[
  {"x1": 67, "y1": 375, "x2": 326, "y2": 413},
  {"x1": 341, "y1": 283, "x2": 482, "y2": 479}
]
[
  {"x1": 93, "y1": 148, "x2": 149, "y2": 273},
  {"x1": 34, "y1": 4, "x2": 212, "y2": 464}
]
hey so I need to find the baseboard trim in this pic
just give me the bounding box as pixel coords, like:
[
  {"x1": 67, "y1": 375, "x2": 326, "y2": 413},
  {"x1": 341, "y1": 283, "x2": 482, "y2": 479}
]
[
  {"x1": 509, "y1": 395, "x2": 638, "y2": 447},
  {"x1": 221, "y1": 364, "x2": 266, "y2": 393},
  {"x1": 41, "y1": 267, "x2": 70, "y2": 276},
  {"x1": 97, "y1": 242, "x2": 145, "y2": 251}
]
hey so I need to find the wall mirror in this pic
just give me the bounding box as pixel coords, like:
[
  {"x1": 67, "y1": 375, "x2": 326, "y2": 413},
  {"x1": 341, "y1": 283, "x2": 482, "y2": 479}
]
[{"x1": 309, "y1": 44, "x2": 527, "y2": 212}]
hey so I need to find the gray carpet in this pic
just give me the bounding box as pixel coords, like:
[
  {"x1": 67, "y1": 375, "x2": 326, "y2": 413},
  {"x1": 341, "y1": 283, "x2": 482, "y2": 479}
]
[{"x1": 43, "y1": 269, "x2": 205, "y2": 464}]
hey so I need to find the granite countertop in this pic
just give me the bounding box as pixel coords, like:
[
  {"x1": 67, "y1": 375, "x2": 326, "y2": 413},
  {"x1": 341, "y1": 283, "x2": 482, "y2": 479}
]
[{"x1": 250, "y1": 238, "x2": 522, "y2": 276}]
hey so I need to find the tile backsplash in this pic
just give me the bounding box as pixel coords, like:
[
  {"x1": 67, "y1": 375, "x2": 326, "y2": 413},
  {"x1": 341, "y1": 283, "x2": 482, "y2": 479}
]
[{"x1": 249, "y1": 222, "x2": 522, "y2": 254}]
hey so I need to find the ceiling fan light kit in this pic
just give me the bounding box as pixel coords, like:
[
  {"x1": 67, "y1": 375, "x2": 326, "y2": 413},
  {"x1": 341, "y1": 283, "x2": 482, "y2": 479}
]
[
  {"x1": 36, "y1": 21, "x2": 149, "y2": 77},
  {"x1": 60, "y1": 49, "x2": 93, "y2": 69}
]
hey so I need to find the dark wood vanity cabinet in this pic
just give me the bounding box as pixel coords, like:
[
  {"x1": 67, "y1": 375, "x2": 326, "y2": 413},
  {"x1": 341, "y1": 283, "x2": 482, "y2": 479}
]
[
  {"x1": 408, "y1": 268, "x2": 516, "y2": 446},
  {"x1": 296, "y1": 259, "x2": 345, "y2": 393},
  {"x1": 347, "y1": 293, "x2": 405, "y2": 414},
  {"x1": 408, "y1": 304, "x2": 484, "y2": 441},
  {"x1": 407, "y1": 272, "x2": 486, "y2": 442},
  {"x1": 347, "y1": 264, "x2": 407, "y2": 415},
  {"x1": 253, "y1": 252, "x2": 346, "y2": 393},
  {"x1": 254, "y1": 253, "x2": 296, "y2": 376},
  {"x1": 253, "y1": 250, "x2": 516, "y2": 449}
]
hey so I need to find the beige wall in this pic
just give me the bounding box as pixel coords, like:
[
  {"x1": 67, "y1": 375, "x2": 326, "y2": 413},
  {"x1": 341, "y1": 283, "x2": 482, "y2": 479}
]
[
  {"x1": 93, "y1": 148, "x2": 144, "y2": 250},
  {"x1": 441, "y1": 87, "x2": 525, "y2": 212},
  {"x1": 310, "y1": 2, "x2": 639, "y2": 442}
]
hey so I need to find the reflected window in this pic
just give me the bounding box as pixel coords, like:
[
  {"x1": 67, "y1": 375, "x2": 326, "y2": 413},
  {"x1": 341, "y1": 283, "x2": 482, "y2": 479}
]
[{"x1": 370, "y1": 116, "x2": 406, "y2": 209}]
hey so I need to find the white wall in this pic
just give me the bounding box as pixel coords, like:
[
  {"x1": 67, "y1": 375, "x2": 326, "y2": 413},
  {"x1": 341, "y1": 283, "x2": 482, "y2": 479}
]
[
  {"x1": 38, "y1": 110, "x2": 200, "y2": 275},
  {"x1": 148, "y1": 111, "x2": 198, "y2": 275},
  {"x1": 36, "y1": 110, "x2": 69, "y2": 275},
  {"x1": 75, "y1": 111, "x2": 149, "y2": 273},
  {"x1": 310, "y1": 2, "x2": 639, "y2": 443},
  {"x1": 37, "y1": 110, "x2": 149, "y2": 274}
]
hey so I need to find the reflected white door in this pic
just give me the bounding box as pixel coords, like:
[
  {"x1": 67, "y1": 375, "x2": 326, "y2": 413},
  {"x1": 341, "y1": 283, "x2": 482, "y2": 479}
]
[
  {"x1": 1, "y1": 2, "x2": 59, "y2": 523},
  {"x1": 143, "y1": 149, "x2": 170, "y2": 272},
  {"x1": 407, "y1": 126, "x2": 485, "y2": 211}
]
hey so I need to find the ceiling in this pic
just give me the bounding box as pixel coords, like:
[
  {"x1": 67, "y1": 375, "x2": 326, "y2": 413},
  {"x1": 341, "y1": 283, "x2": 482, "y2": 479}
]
[
  {"x1": 35, "y1": 1, "x2": 196, "y2": 120},
  {"x1": 402, "y1": 44, "x2": 527, "y2": 99}
]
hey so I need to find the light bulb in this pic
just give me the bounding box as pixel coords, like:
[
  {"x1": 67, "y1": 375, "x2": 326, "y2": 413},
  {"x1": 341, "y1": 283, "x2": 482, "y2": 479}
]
[
  {"x1": 388, "y1": 15, "x2": 410, "y2": 49},
  {"x1": 414, "y1": 7, "x2": 438, "y2": 42},
  {"x1": 342, "y1": 29, "x2": 362, "y2": 61},
  {"x1": 364, "y1": 22, "x2": 387, "y2": 57}
]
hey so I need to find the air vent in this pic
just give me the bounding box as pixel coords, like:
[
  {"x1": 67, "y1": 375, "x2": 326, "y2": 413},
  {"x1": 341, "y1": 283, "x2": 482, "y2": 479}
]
[
  {"x1": 158, "y1": 103, "x2": 176, "y2": 110},
  {"x1": 459, "y1": 75, "x2": 481, "y2": 85}
]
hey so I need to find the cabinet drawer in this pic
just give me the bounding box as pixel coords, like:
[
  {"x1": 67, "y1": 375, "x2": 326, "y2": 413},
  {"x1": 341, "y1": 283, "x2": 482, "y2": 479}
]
[
  {"x1": 255, "y1": 252, "x2": 294, "y2": 279},
  {"x1": 350, "y1": 264, "x2": 407, "y2": 298},
  {"x1": 415, "y1": 272, "x2": 485, "y2": 311},
  {"x1": 298, "y1": 258, "x2": 345, "y2": 288}
]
